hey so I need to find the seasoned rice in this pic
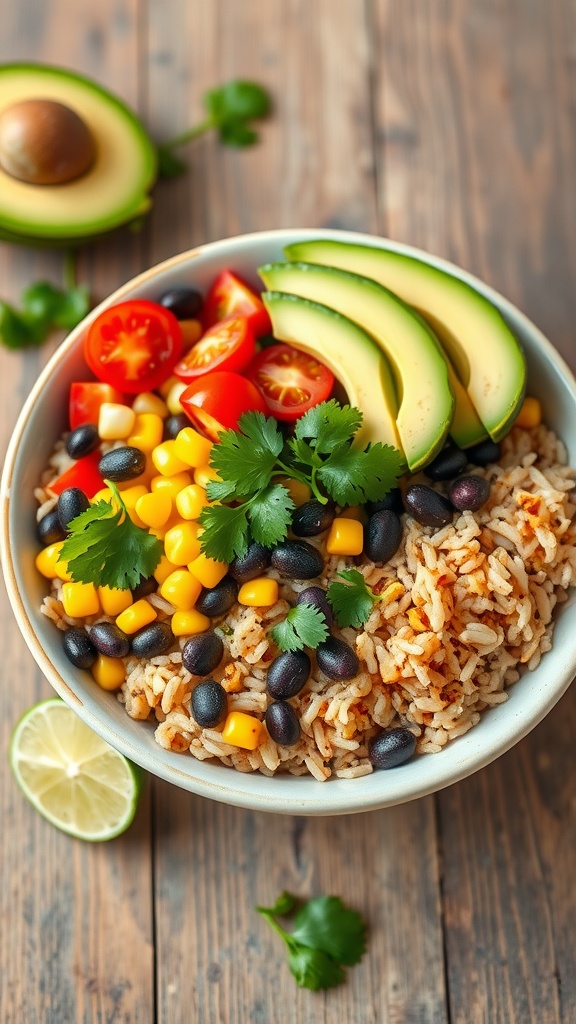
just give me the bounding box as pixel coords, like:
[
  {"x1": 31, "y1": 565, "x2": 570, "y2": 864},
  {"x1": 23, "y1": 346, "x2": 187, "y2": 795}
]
[{"x1": 39, "y1": 424, "x2": 576, "y2": 780}]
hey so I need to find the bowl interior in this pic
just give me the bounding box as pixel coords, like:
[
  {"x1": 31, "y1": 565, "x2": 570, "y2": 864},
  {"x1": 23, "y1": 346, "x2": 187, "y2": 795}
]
[{"x1": 4, "y1": 228, "x2": 576, "y2": 815}]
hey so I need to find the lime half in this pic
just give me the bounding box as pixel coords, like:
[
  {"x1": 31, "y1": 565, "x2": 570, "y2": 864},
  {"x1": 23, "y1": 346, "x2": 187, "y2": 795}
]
[{"x1": 9, "y1": 698, "x2": 143, "y2": 841}]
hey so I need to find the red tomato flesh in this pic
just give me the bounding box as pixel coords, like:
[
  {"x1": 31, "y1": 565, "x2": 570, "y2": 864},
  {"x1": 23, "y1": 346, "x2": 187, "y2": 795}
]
[
  {"x1": 180, "y1": 371, "x2": 268, "y2": 441},
  {"x1": 84, "y1": 300, "x2": 183, "y2": 394},
  {"x1": 202, "y1": 271, "x2": 271, "y2": 338},
  {"x1": 49, "y1": 451, "x2": 104, "y2": 499},
  {"x1": 173, "y1": 316, "x2": 255, "y2": 383},
  {"x1": 246, "y1": 343, "x2": 334, "y2": 420},
  {"x1": 69, "y1": 382, "x2": 125, "y2": 430}
]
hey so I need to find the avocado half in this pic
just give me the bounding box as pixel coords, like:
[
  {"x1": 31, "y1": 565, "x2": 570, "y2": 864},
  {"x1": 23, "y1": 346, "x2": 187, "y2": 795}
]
[{"x1": 0, "y1": 64, "x2": 157, "y2": 241}]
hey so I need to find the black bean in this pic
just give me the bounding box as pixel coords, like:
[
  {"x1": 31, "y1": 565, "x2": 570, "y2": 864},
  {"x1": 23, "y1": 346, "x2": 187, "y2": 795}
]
[
  {"x1": 37, "y1": 507, "x2": 66, "y2": 545},
  {"x1": 316, "y1": 636, "x2": 359, "y2": 681},
  {"x1": 229, "y1": 542, "x2": 272, "y2": 584},
  {"x1": 296, "y1": 586, "x2": 333, "y2": 628},
  {"x1": 291, "y1": 500, "x2": 335, "y2": 538},
  {"x1": 65, "y1": 423, "x2": 100, "y2": 460},
  {"x1": 159, "y1": 287, "x2": 203, "y2": 320},
  {"x1": 62, "y1": 628, "x2": 97, "y2": 669},
  {"x1": 131, "y1": 575, "x2": 158, "y2": 601},
  {"x1": 98, "y1": 446, "x2": 146, "y2": 482},
  {"x1": 89, "y1": 622, "x2": 131, "y2": 659},
  {"x1": 271, "y1": 540, "x2": 324, "y2": 580},
  {"x1": 366, "y1": 488, "x2": 403, "y2": 516},
  {"x1": 265, "y1": 701, "x2": 301, "y2": 746},
  {"x1": 57, "y1": 487, "x2": 90, "y2": 531},
  {"x1": 163, "y1": 413, "x2": 190, "y2": 441},
  {"x1": 195, "y1": 576, "x2": 238, "y2": 618},
  {"x1": 424, "y1": 444, "x2": 468, "y2": 481},
  {"x1": 466, "y1": 439, "x2": 501, "y2": 466},
  {"x1": 267, "y1": 650, "x2": 311, "y2": 699},
  {"x1": 448, "y1": 474, "x2": 491, "y2": 512},
  {"x1": 190, "y1": 679, "x2": 227, "y2": 728},
  {"x1": 131, "y1": 622, "x2": 174, "y2": 659},
  {"x1": 182, "y1": 633, "x2": 224, "y2": 676},
  {"x1": 368, "y1": 728, "x2": 417, "y2": 769},
  {"x1": 364, "y1": 510, "x2": 402, "y2": 564},
  {"x1": 403, "y1": 485, "x2": 453, "y2": 528}
]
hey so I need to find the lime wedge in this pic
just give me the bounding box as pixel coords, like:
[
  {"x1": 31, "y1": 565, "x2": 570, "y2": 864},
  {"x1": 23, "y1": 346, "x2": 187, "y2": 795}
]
[{"x1": 9, "y1": 698, "x2": 143, "y2": 841}]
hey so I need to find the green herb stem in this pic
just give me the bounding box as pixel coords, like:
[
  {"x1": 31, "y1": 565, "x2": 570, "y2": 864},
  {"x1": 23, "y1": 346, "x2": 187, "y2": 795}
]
[
  {"x1": 274, "y1": 459, "x2": 327, "y2": 504},
  {"x1": 160, "y1": 117, "x2": 214, "y2": 153}
]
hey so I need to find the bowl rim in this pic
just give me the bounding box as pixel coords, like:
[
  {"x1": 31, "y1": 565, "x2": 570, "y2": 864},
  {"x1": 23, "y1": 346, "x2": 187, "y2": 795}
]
[{"x1": 3, "y1": 226, "x2": 576, "y2": 815}]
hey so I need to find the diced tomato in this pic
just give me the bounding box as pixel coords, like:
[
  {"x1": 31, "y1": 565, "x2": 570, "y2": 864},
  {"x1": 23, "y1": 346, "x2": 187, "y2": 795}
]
[
  {"x1": 180, "y1": 371, "x2": 268, "y2": 441},
  {"x1": 202, "y1": 271, "x2": 271, "y2": 338},
  {"x1": 246, "y1": 343, "x2": 334, "y2": 421},
  {"x1": 49, "y1": 451, "x2": 104, "y2": 499},
  {"x1": 84, "y1": 300, "x2": 183, "y2": 394},
  {"x1": 69, "y1": 382, "x2": 125, "y2": 430},
  {"x1": 174, "y1": 316, "x2": 256, "y2": 383}
]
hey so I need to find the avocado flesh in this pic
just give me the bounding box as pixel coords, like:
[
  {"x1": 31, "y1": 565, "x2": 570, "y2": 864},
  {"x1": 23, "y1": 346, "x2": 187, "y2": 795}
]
[
  {"x1": 285, "y1": 239, "x2": 526, "y2": 442},
  {"x1": 262, "y1": 292, "x2": 403, "y2": 455},
  {"x1": 260, "y1": 262, "x2": 454, "y2": 471},
  {"x1": 0, "y1": 64, "x2": 156, "y2": 239}
]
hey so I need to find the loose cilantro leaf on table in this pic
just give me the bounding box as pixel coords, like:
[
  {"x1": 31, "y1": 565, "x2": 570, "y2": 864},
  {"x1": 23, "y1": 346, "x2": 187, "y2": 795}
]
[
  {"x1": 327, "y1": 569, "x2": 384, "y2": 628},
  {"x1": 0, "y1": 280, "x2": 90, "y2": 350},
  {"x1": 60, "y1": 481, "x2": 162, "y2": 591},
  {"x1": 256, "y1": 891, "x2": 367, "y2": 991},
  {"x1": 270, "y1": 604, "x2": 329, "y2": 653}
]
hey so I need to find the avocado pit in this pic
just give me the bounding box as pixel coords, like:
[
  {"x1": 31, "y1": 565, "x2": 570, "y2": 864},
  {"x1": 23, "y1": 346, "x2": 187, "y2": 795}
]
[{"x1": 0, "y1": 98, "x2": 96, "y2": 185}]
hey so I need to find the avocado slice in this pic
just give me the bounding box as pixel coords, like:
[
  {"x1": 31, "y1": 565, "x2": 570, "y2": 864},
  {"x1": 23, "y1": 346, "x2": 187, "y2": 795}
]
[
  {"x1": 285, "y1": 239, "x2": 526, "y2": 442},
  {"x1": 0, "y1": 64, "x2": 156, "y2": 239},
  {"x1": 260, "y1": 262, "x2": 454, "y2": 471},
  {"x1": 262, "y1": 291, "x2": 402, "y2": 454}
]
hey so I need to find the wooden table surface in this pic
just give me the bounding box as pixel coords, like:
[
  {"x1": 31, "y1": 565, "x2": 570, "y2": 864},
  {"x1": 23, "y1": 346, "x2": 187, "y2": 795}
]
[{"x1": 2, "y1": 2, "x2": 576, "y2": 1021}]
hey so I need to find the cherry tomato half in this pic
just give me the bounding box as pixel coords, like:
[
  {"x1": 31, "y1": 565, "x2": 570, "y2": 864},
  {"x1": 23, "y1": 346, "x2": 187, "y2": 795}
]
[
  {"x1": 180, "y1": 371, "x2": 268, "y2": 441},
  {"x1": 84, "y1": 300, "x2": 183, "y2": 395},
  {"x1": 246, "y1": 343, "x2": 335, "y2": 421},
  {"x1": 173, "y1": 316, "x2": 256, "y2": 383},
  {"x1": 202, "y1": 270, "x2": 271, "y2": 338},
  {"x1": 69, "y1": 382, "x2": 125, "y2": 430}
]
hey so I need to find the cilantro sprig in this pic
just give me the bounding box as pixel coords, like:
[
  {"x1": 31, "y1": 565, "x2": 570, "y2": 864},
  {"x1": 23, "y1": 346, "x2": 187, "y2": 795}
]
[
  {"x1": 270, "y1": 604, "x2": 329, "y2": 652},
  {"x1": 198, "y1": 402, "x2": 403, "y2": 562},
  {"x1": 1, "y1": 253, "x2": 90, "y2": 350},
  {"x1": 327, "y1": 569, "x2": 386, "y2": 628},
  {"x1": 59, "y1": 480, "x2": 162, "y2": 591},
  {"x1": 256, "y1": 891, "x2": 367, "y2": 991}
]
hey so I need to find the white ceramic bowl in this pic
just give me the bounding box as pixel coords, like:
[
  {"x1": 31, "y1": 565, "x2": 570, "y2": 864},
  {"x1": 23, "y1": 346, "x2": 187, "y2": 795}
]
[{"x1": 3, "y1": 228, "x2": 576, "y2": 815}]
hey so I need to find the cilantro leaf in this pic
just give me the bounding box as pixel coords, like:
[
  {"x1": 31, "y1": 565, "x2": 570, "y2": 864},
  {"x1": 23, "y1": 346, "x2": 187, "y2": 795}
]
[
  {"x1": 270, "y1": 604, "x2": 329, "y2": 652},
  {"x1": 1, "y1": 271, "x2": 90, "y2": 351},
  {"x1": 247, "y1": 483, "x2": 294, "y2": 548},
  {"x1": 288, "y1": 947, "x2": 344, "y2": 991},
  {"x1": 291, "y1": 896, "x2": 367, "y2": 966},
  {"x1": 198, "y1": 502, "x2": 250, "y2": 562},
  {"x1": 295, "y1": 400, "x2": 362, "y2": 453},
  {"x1": 327, "y1": 569, "x2": 379, "y2": 628},
  {"x1": 156, "y1": 146, "x2": 189, "y2": 179},
  {"x1": 209, "y1": 412, "x2": 283, "y2": 498},
  {"x1": 237, "y1": 410, "x2": 284, "y2": 455},
  {"x1": 286, "y1": 435, "x2": 320, "y2": 471},
  {"x1": 60, "y1": 484, "x2": 162, "y2": 590},
  {"x1": 318, "y1": 442, "x2": 403, "y2": 505}
]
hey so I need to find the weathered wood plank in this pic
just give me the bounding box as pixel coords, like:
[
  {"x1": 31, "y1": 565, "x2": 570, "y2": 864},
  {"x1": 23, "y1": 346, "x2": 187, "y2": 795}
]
[
  {"x1": 372, "y1": 0, "x2": 576, "y2": 1021},
  {"x1": 0, "y1": 5, "x2": 154, "y2": 1022}
]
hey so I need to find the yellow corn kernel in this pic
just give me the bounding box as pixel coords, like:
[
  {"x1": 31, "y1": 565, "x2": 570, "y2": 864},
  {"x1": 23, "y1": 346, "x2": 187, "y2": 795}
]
[
  {"x1": 92, "y1": 487, "x2": 113, "y2": 504},
  {"x1": 180, "y1": 318, "x2": 203, "y2": 349},
  {"x1": 92, "y1": 654, "x2": 126, "y2": 691},
  {"x1": 127, "y1": 507, "x2": 148, "y2": 528},
  {"x1": 158, "y1": 374, "x2": 178, "y2": 398},
  {"x1": 61, "y1": 581, "x2": 100, "y2": 618},
  {"x1": 171, "y1": 609, "x2": 211, "y2": 637},
  {"x1": 188, "y1": 553, "x2": 228, "y2": 588},
  {"x1": 151, "y1": 440, "x2": 190, "y2": 477},
  {"x1": 159, "y1": 569, "x2": 202, "y2": 610},
  {"x1": 326, "y1": 517, "x2": 364, "y2": 556},
  {"x1": 98, "y1": 402, "x2": 136, "y2": 440},
  {"x1": 97, "y1": 585, "x2": 133, "y2": 616},
  {"x1": 132, "y1": 391, "x2": 169, "y2": 417},
  {"x1": 35, "y1": 542, "x2": 67, "y2": 579},
  {"x1": 151, "y1": 471, "x2": 192, "y2": 501},
  {"x1": 340, "y1": 505, "x2": 368, "y2": 524},
  {"x1": 515, "y1": 396, "x2": 542, "y2": 429},
  {"x1": 127, "y1": 413, "x2": 164, "y2": 453},
  {"x1": 381, "y1": 581, "x2": 405, "y2": 604},
  {"x1": 135, "y1": 490, "x2": 173, "y2": 529},
  {"x1": 153, "y1": 554, "x2": 175, "y2": 585},
  {"x1": 193, "y1": 465, "x2": 220, "y2": 489},
  {"x1": 116, "y1": 599, "x2": 157, "y2": 634},
  {"x1": 164, "y1": 521, "x2": 202, "y2": 565},
  {"x1": 166, "y1": 380, "x2": 188, "y2": 415},
  {"x1": 54, "y1": 554, "x2": 72, "y2": 582},
  {"x1": 149, "y1": 514, "x2": 186, "y2": 541},
  {"x1": 237, "y1": 577, "x2": 279, "y2": 607},
  {"x1": 408, "y1": 607, "x2": 429, "y2": 633},
  {"x1": 282, "y1": 478, "x2": 312, "y2": 507},
  {"x1": 117, "y1": 454, "x2": 156, "y2": 491},
  {"x1": 118, "y1": 485, "x2": 148, "y2": 510},
  {"x1": 175, "y1": 483, "x2": 208, "y2": 520},
  {"x1": 173, "y1": 427, "x2": 213, "y2": 469},
  {"x1": 221, "y1": 711, "x2": 263, "y2": 750}
]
